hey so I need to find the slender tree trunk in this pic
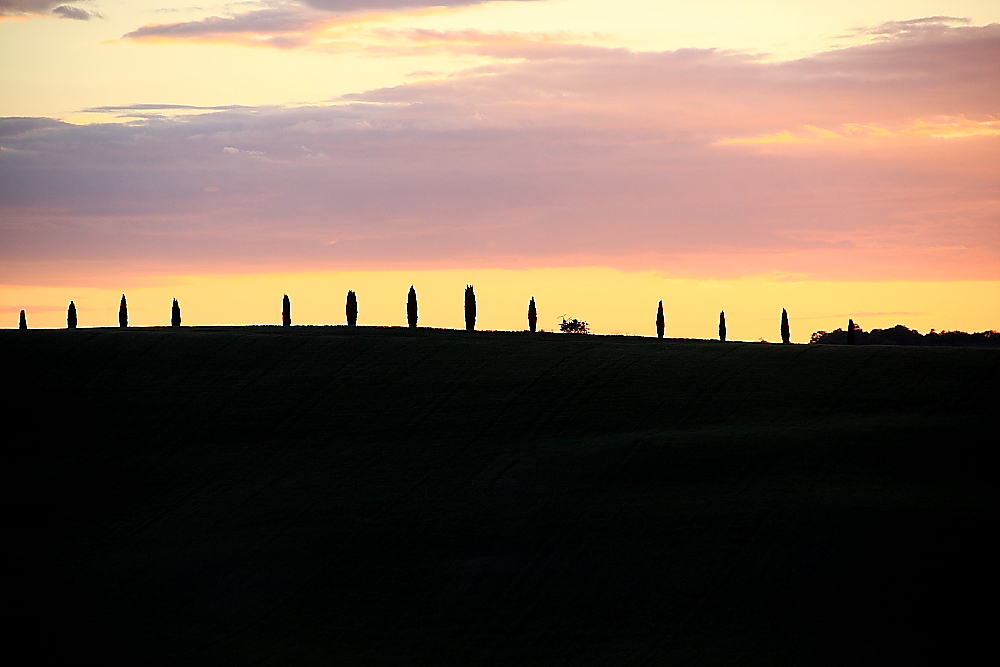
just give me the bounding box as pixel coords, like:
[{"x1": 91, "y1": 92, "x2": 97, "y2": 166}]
[
  {"x1": 465, "y1": 285, "x2": 477, "y2": 331},
  {"x1": 407, "y1": 286, "x2": 418, "y2": 328},
  {"x1": 719, "y1": 311, "x2": 727, "y2": 342},
  {"x1": 282, "y1": 295, "x2": 291, "y2": 327},
  {"x1": 346, "y1": 290, "x2": 358, "y2": 327},
  {"x1": 656, "y1": 301, "x2": 665, "y2": 339},
  {"x1": 528, "y1": 297, "x2": 537, "y2": 333}
]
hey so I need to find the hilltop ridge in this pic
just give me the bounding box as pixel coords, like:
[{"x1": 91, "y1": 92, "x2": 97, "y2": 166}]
[{"x1": 4, "y1": 327, "x2": 996, "y2": 664}]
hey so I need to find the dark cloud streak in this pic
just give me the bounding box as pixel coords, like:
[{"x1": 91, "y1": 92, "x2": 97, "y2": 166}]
[
  {"x1": 0, "y1": 0, "x2": 99, "y2": 19},
  {"x1": 122, "y1": 0, "x2": 541, "y2": 42},
  {"x1": 52, "y1": 4, "x2": 99, "y2": 20}
]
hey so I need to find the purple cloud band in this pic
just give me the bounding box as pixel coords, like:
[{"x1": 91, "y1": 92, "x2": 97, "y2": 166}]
[{"x1": 2, "y1": 23, "x2": 997, "y2": 282}]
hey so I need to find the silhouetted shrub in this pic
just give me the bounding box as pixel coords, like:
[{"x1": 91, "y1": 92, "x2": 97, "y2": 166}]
[
  {"x1": 346, "y1": 290, "x2": 358, "y2": 327},
  {"x1": 67, "y1": 301, "x2": 77, "y2": 329},
  {"x1": 560, "y1": 317, "x2": 589, "y2": 334},
  {"x1": 528, "y1": 297, "x2": 537, "y2": 333},
  {"x1": 119, "y1": 294, "x2": 128, "y2": 328},
  {"x1": 719, "y1": 311, "x2": 727, "y2": 342},
  {"x1": 656, "y1": 301, "x2": 665, "y2": 339},
  {"x1": 465, "y1": 285, "x2": 476, "y2": 331},
  {"x1": 407, "y1": 286, "x2": 418, "y2": 328},
  {"x1": 19, "y1": 310, "x2": 27, "y2": 330},
  {"x1": 811, "y1": 324, "x2": 1000, "y2": 347},
  {"x1": 781, "y1": 308, "x2": 790, "y2": 344},
  {"x1": 171, "y1": 299, "x2": 181, "y2": 327},
  {"x1": 282, "y1": 295, "x2": 291, "y2": 327}
]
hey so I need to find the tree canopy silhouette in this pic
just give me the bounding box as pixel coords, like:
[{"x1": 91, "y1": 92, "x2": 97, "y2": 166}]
[
  {"x1": 282, "y1": 295, "x2": 291, "y2": 328},
  {"x1": 528, "y1": 297, "x2": 537, "y2": 333},
  {"x1": 119, "y1": 294, "x2": 128, "y2": 329},
  {"x1": 19, "y1": 310, "x2": 27, "y2": 330},
  {"x1": 407, "y1": 286, "x2": 418, "y2": 328},
  {"x1": 560, "y1": 317, "x2": 589, "y2": 334},
  {"x1": 781, "y1": 308, "x2": 790, "y2": 344},
  {"x1": 656, "y1": 301, "x2": 665, "y2": 339},
  {"x1": 346, "y1": 291, "x2": 358, "y2": 328},
  {"x1": 811, "y1": 324, "x2": 999, "y2": 347},
  {"x1": 171, "y1": 299, "x2": 181, "y2": 328},
  {"x1": 67, "y1": 301, "x2": 77, "y2": 329},
  {"x1": 465, "y1": 285, "x2": 477, "y2": 331},
  {"x1": 719, "y1": 311, "x2": 727, "y2": 342}
]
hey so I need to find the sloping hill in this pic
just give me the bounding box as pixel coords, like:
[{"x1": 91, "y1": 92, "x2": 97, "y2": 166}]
[{"x1": 4, "y1": 327, "x2": 997, "y2": 665}]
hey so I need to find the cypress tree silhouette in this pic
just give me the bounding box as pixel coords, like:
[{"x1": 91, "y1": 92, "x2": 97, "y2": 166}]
[
  {"x1": 119, "y1": 294, "x2": 128, "y2": 328},
  {"x1": 346, "y1": 290, "x2": 358, "y2": 327},
  {"x1": 19, "y1": 310, "x2": 27, "y2": 330},
  {"x1": 656, "y1": 300, "x2": 665, "y2": 339},
  {"x1": 781, "y1": 308, "x2": 790, "y2": 344},
  {"x1": 719, "y1": 311, "x2": 727, "y2": 342},
  {"x1": 528, "y1": 297, "x2": 537, "y2": 333},
  {"x1": 282, "y1": 295, "x2": 291, "y2": 327},
  {"x1": 67, "y1": 301, "x2": 77, "y2": 329},
  {"x1": 171, "y1": 299, "x2": 181, "y2": 327},
  {"x1": 847, "y1": 318, "x2": 856, "y2": 345},
  {"x1": 465, "y1": 285, "x2": 477, "y2": 331},
  {"x1": 407, "y1": 286, "x2": 418, "y2": 328}
]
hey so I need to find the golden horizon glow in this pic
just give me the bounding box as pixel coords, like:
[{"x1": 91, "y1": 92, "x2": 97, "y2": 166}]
[{"x1": 4, "y1": 269, "x2": 998, "y2": 342}]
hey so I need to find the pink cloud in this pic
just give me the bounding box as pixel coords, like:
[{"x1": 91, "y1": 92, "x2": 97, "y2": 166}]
[
  {"x1": 2, "y1": 22, "x2": 997, "y2": 283},
  {"x1": 0, "y1": 0, "x2": 99, "y2": 20},
  {"x1": 122, "y1": 0, "x2": 544, "y2": 46}
]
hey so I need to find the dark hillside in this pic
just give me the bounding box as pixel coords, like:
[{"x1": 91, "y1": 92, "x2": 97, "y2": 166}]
[{"x1": 3, "y1": 327, "x2": 997, "y2": 665}]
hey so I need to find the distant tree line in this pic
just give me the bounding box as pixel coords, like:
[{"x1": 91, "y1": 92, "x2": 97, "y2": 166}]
[
  {"x1": 12, "y1": 291, "x2": 990, "y2": 346},
  {"x1": 811, "y1": 324, "x2": 999, "y2": 347}
]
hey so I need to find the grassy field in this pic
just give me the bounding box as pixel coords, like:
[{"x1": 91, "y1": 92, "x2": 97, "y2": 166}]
[{"x1": 4, "y1": 326, "x2": 997, "y2": 665}]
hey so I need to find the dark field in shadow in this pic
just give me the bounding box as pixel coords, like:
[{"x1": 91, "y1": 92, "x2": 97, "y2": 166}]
[{"x1": 4, "y1": 326, "x2": 997, "y2": 665}]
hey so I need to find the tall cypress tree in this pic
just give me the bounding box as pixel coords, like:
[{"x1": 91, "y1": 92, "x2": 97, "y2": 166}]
[
  {"x1": 67, "y1": 301, "x2": 77, "y2": 329},
  {"x1": 119, "y1": 294, "x2": 128, "y2": 328},
  {"x1": 847, "y1": 318, "x2": 856, "y2": 345},
  {"x1": 528, "y1": 297, "x2": 537, "y2": 333},
  {"x1": 781, "y1": 308, "x2": 790, "y2": 344},
  {"x1": 465, "y1": 285, "x2": 477, "y2": 331},
  {"x1": 407, "y1": 286, "x2": 418, "y2": 328},
  {"x1": 346, "y1": 290, "x2": 358, "y2": 327},
  {"x1": 171, "y1": 299, "x2": 181, "y2": 327},
  {"x1": 656, "y1": 300, "x2": 665, "y2": 339},
  {"x1": 282, "y1": 295, "x2": 291, "y2": 327},
  {"x1": 19, "y1": 310, "x2": 27, "y2": 330},
  {"x1": 719, "y1": 310, "x2": 727, "y2": 342}
]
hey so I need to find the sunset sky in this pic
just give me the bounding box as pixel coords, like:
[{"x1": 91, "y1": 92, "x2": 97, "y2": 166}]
[{"x1": 1, "y1": 0, "x2": 998, "y2": 338}]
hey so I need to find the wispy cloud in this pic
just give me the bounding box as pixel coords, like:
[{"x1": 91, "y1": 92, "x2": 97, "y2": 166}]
[
  {"x1": 715, "y1": 116, "x2": 1000, "y2": 146},
  {"x1": 119, "y1": 0, "x2": 596, "y2": 56},
  {"x1": 850, "y1": 15, "x2": 972, "y2": 39},
  {"x1": 0, "y1": 0, "x2": 101, "y2": 20}
]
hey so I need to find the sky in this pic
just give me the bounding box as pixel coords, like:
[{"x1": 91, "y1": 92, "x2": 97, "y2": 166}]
[{"x1": 1, "y1": 0, "x2": 998, "y2": 337}]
